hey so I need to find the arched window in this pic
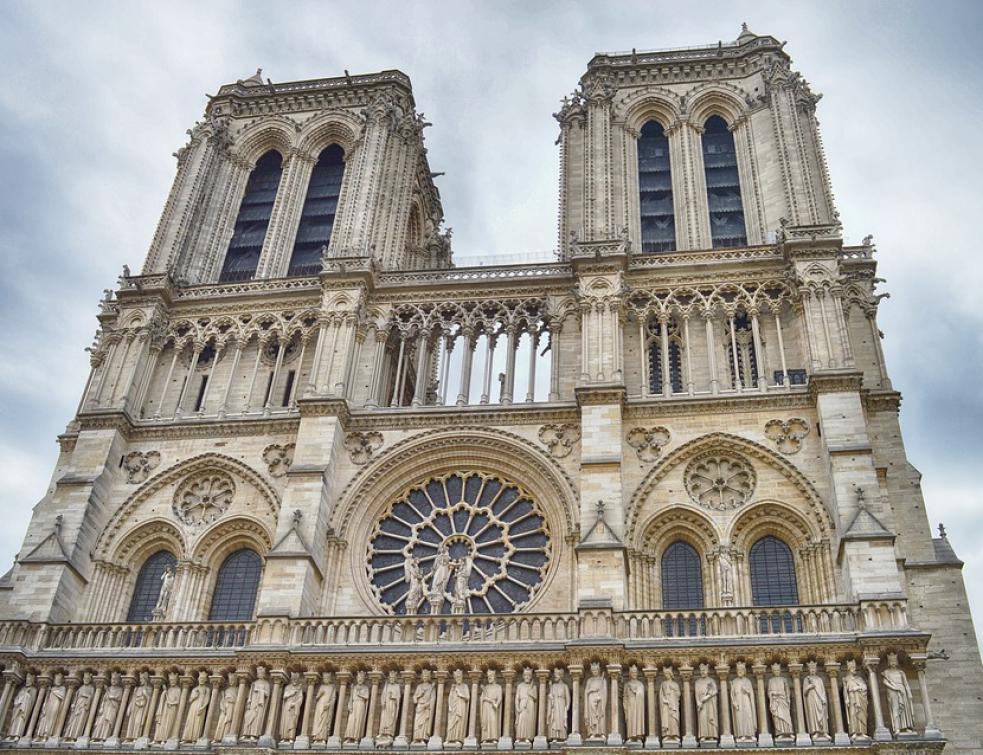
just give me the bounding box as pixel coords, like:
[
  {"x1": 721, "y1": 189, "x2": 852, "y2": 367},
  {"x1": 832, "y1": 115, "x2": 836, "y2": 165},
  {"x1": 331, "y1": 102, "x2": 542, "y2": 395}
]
[
  {"x1": 220, "y1": 151, "x2": 283, "y2": 282},
  {"x1": 661, "y1": 541, "x2": 704, "y2": 609},
  {"x1": 126, "y1": 550, "x2": 177, "y2": 622},
  {"x1": 647, "y1": 318, "x2": 684, "y2": 394},
  {"x1": 725, "y1": 313, "x2": 758, "y2": 389},
  {"x1": 208, "y1": 549, "x2": 263, "y2": 621},
  {"x1": 750, "y1": 535, "x2": 799, "y2": 606},
  {"x1": 288, "y1": 145, "x2": 345, "y2": 277},
  {"x1": 637, "y1": 121, "x2": 676, "y2": 253},
  {"x1": 702, "y1": 115, "x2": 747, "y2": 248}
]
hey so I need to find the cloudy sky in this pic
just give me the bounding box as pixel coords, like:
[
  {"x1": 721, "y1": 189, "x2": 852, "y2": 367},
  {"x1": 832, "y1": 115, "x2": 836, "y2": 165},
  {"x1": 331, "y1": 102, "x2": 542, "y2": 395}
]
[{"x1": 2, "y1": 0, "x2": 981, "y2": 644}]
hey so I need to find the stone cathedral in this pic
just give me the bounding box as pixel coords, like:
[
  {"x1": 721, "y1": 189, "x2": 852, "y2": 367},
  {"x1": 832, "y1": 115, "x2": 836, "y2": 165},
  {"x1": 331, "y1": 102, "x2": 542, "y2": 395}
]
[{"x1": 1, "y1": 25, "x2": 981, "y2": 755}]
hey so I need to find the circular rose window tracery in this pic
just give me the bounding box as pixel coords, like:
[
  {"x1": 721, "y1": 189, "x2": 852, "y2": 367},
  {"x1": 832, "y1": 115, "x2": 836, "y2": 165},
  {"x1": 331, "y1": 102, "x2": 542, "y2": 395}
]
[
  {"x1": 684, "y1": 451, "x2": 756, "y2": 510},
  {"x1": 367, "y1": 473, "x2": 551, "y2": 615}
]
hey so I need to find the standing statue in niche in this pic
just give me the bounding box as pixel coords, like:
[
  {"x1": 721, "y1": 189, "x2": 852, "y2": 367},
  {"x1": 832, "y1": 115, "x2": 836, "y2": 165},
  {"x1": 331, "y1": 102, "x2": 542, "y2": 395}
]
[
  {"x1": 881, "y1": 654, "x2": 915, "y2": 735},
  {"x1": 91, "y1": 672, "x2": 122, "y2": 741},
  {"x1": 182, "y1": 672, "x2": 211, "y2": 742},
  {"x1": 213, "y1": 673, "x2": 238, "y2": 742},
  {"x1": 311, "y1": 672, "x2": 337, "y2": 744},
  {"x1": 404, "y1": 558, "x2": 426, "y2": 614},
  {"x1": 717, "y1": 548, "x2": 735, "y2": 605},
  {"x1": 64, "y1": 672, "x2": 95, "y2": 740},
  {"x1": 377, "y1": 670, "x2": 402, "y2": 744},
  {"x1": 154, "y1": 672, "x2": 181, "y2": 742},
  {"x1": 36, "y1": 672, "x2": 67, "y2": 739},
  {"x1": 7, "y1": 673, "x2": 37, "y2": 739},
  {"x1": 766, "y1": 664, "x2": 794, "y2": 739},
  {"x1": 152, "y1": 567, "x2": 175, "y2": 621},
  {"x1": 429, "y1": 544, "x2": 453, "y2": 608},
  {"x1": 479, "y1": 670, "x2": 502, "y2": 744},
  {"x1": 412, "y1": 669, "x2": 436, "y2": 744},
  {"x1": 279, "y1": 672, "x2": 305, "y2": 742},
  {"x1": 694, "y1": 664, "x2": 718, "y2": 743},
  {"x1": 451, "y1": 555, "x2": 472, "y2": 613},
  {"x1": 345, "y1": 670, "x2": 370, "y2": 743},
  {"x1": 659, "y1": 667, "x2": 681, "y2": 741},
  {"x1": 730, "y1": 662, "x2": 756, "y2": 741},
  {"x1": 547, "y1": 668, "x2": 570, "y2": 742},
  {"x1": 842, "y1": 660, "x2": 869, "y2": 740},
  {"x1": 241, "y1": 666, "x2": 271, "y2": 740},
  {"x1": 803, "y1": 662, "x2": 829, "y2": 739},
  {"x1": 623, "y1": 665, "x2": 645, "y2": 742},
  {"x1": 583, "y1": 662, "x2": 607, "y2": 741},
  {"x1": 445, "y1": 669, "x2": 470, "y2": 746},
  {"x1": 513, "y1": 668, "x2": 537, "y2": 744},
  {"x1": 123, "y1": 672, "x2": 152, "y2": 740}
]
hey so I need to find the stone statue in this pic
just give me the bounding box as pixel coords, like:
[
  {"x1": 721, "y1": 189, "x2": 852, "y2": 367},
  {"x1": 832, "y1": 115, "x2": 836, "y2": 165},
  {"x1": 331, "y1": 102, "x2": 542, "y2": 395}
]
[
  {"x1": 241, "y1": 666, "x2": 270, "y2": 740},
  {"x1": 311, "y1": 672, "x2": 337, "y2": 743},
  {"x1": 767, "y1": 664, "x2": 794, "y2": 738},
  {"x1": 623, "y1": 665, "x2": 645, "y2": 741},
  {"x1": 411, "y1": 669, "x2": 436, "y2": 744},
  {"x1": 279, "y1": 672, "x2": 304, "y2": 741},
  {"x1": 583, "y1": 662, "x2": 606, "y2": 740},
  {"x1": 123, "y1": 672, "x2": 151, "y2": 740},
  {"x1": 91, "y1": 673, "x2": 122, "y2": 741},
  {"x1": 479, "y1": 670, "x2": 502, "y2": 744},
  {"x1": 182, "y1": 672, "x2": 210, "y2": 742},
  {"x1": 213, "y1": 672, "x2": 238, "y2": 741},
  {"x1": 152, "y1": 567, "x2": 175, "y2": 620},
  {"x1": 63, "y1": 672, "x2": 95, "y2": 740},
  {"x1": 404, "y1": 559, "x2": 426, "y2": 614},
  {"x1": 803, "y1": 661, "x2": 829, "y2": 738},
  {"x1": 7, "y1": 672, "x2": 37, "y2": 739},
  {"x1": 344, "y1": 670, "x2": 369, "y2": 743},
  {"x1": 453, "y1": 556, "x2": 472, "y2": 600},
  {"x1": 547, "y1": 668, "x2": 570, "y2": 741},
  {"x1": 36, "y1": 672, "x2": 67, "y2": 738},
  {"x1": 154, "y1": 672, "x2": 181, "y2": 742},
  {"x1": 377, "y1": 670, "x2": 402, "y2": 743},
  {"x1": 429, "y1": 544, "x2": 453, "y2": 603},
  {"x1": 694, "y1": 664, "x2": 718, "y2": 743},
  {"x1": 881, "y1": 653, "x2": 915, "y2": 735},
  {"x1": 514, "y1": 668, "x2": 537, "y2": 743},
  {"x1": 445, "y1": 669, "x2": 470, "y2": 745},
  {"x1": 730, "y1": 662, "x2": 756, "y2": 741},
  {"x1": 718, "y1": 548, "x2": 734, "y2": 603},
  {"x1": 842, "y1": 660, "x2": 869, "y2": 739},
  {"x1": 659, "y1": 667, "x2": 681, "y2": 741}
]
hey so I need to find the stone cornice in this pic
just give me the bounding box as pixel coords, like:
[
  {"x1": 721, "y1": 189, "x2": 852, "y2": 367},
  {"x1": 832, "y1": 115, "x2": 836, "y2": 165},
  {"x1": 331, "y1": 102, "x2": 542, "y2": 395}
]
[
  {"x1": 345, "y1": 403, "x2": 580, "y2": 431},
  {"x1": 575, "y1": 384, "x2": 627, "y2": 407},
  {"x1": 625, "y1": 389, "x2": 812, "y2": 418},
  {"x1": 808, "y1": 370, "x2": 865, "y2": 397},
  {"x1": 864, "y1": 390, "x2": 902, "y2": 414}
]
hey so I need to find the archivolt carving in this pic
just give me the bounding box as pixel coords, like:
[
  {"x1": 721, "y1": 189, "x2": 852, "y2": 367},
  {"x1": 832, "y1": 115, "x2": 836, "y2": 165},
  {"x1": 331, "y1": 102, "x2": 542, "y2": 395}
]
[
  {"x1": 727, "y1": 501, "x2": 821, "y2": 551},
  {"x1": 538, "y1": 424, "x2": 580, "y2": 459},
  {"x1": 683, "y1": 81, "x2": 752, "y2": 125},
  {"x1": 190, "y1": 516, "x2": 273, "y2": 566},
  {"x1": 122, "y1": 451, "x2": 161, "y2": 484},
  {"x1": 636, "y1": 506, "x2": 719, "y2": 556},
  {"x1": 616, "y1": 88, "x2": 684, "y2": 131},
  {"x1": 684, "y1": 451, "x2": 756, "y2": 510},
  {"x1": 262, "y1": 444, "x2": 295, "y2": 478},
  {"x1": 345, "y1": 432, "x2": 384, "y2": 465},
  {"x1": 626, "y1": 427, "x2": 671, "y2": 463},
  {"x1": 624, "y1": 279, "x2": 792, "y2": 320},
  {"x1": 110, "y1": 519, "x2": 186, "y2": 569},
  {"x1": 764, "y1": 419, "x2": 809, "y2": 455},
  {"x1": 173, "y1": 471, "x2": 235, "y2": 526}
]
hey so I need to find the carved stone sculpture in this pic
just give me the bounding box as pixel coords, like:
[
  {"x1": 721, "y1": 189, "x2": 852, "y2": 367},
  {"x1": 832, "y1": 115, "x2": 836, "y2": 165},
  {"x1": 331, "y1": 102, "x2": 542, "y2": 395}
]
[
  {"x1": 730, "y1": 662, "x2": 756, "y2": 741},
  {"x1": 412, "y1": 669, "x2": 436, "y2": 744},
  {"x1": 311, "y1": 672, "x2": 336, "y2": 743},
  {"x1": 124, "y1": 672, "x2": 152, "y2": 740},
  {"x1": 429, "y1": 543, "x2": 453, "y2": 605},
  {"x1": 122, "y1": 450, "x2": 161, "y2": 483},
  {"x1": 261, "y1": 443, "x2": 295, "y2": 477},
  {"x1": 625, "y1": 426, "x2": 671, "y2": 462},
  {"x1": 881, "y1": 654, "x2": 915, "y2": 735},
  {"x1": 154, "y1": 672, "x2": 181, "y2": 742},
  {"x1": 694, "y1": 664, "x2": 718, "y2": 743},
  {"x1": 803, "y1": 662, "x2": 829, "y2": 739},
  {"x1": 64, "y1": 672, "x2": 95, "y2": 740},
  {"x1": 213, "y1": 673, "x2": 238, "y2": 741},
  {"x1": 842, "y1": 660, "x2": 869, "y2": 740},
  {"x1": 685, "y1": 451, "x2": 756, "y2": 510},
  {"x1": 623, "y1": 665, "x2": 645, "y2": 741},
  {"x1": 547, "y1": 668, "x2": 570, "y2": 741},
  {"x1": 241, "y1": 667, "x2": 271, "y2": 740},
  {"x1": 91, "y1": 673, "x2": 122, "y2": 741},
  {"x1": 172, "y1": 471, "x2": 235, "y2": 526},
  {"x1": 659, "y1": 668, "x2": 681, "y2": 741},
  {"x1": 7, "y1": 673, "x2": 37, "y2": 739},
  {"x1": 764, "y1": 418, "x2": 809, "y2": 454},
  {"x1": 479, "y1": 670, "x2": 502, "y2": 744},
  {"x1": 514, "y1": 668, "x2": 537, "y2": 743},
  {"x1": 377, "y1": 670, "x2": 402, "y2": 743},
  {"x1": 583, "y1": 662, "x2": 606, "y2": 740},
  {"x1": 36, "y1": 672, "x2": 66, "y2": 739},
  {"x1": 344, "y1": 670, "x2": 369, "y2": 743},
  {"x1": 445, "y1": 669, "x2": 470, "y2": 745},
  {"x1": 404, "y1": 558, "x2": 426, "y2": 615},
  {"x1": 279, "y1": 672, "x2": 304, "y2": 741},
  {"x1": 538, "y1": 423, "x2": 580, "y2": 458},
  {"x1": 182, "y1": 672, "x2": 211, "y2": 742},
  {"x1": 767, "y1": 664, "x2": 794, "y2": 739},
  {"x1": 152, "y1": 567, "x2": 175, "y2": 621}
]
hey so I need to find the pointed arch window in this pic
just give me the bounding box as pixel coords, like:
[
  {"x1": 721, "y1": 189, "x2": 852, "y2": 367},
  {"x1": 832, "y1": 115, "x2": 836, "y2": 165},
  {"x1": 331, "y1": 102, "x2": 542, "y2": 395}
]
[
  {"x1": 647, "y1": 317, "x2": 684, "y2": 394},
  {"x1": 702, "y1": 115, "x2": 747, "y2": 248},
  {"x1": 637, "y1": 121, "x2": 676, "y2": 253},
  {"x1": 750, "y1": 535, "x2": 799, "y2": 606},
  {"x1": 126, "y1": 550, "x2": 177, "y2": 623},
  {"x1": 725, "y1": 313, "x2": 759, "y2": 388},
  {"x1": 219, "y1": 150, "x2": 283, "y2": 282},
  {"x1": 208, "y1": 549, "x2": 263, "y2": 621},
  {"x1": 288, "y1": 145, "x2": 345, "y2": 277},
  {"x1": 661, "y1": 541, "x2": 704, "y2": 609}
]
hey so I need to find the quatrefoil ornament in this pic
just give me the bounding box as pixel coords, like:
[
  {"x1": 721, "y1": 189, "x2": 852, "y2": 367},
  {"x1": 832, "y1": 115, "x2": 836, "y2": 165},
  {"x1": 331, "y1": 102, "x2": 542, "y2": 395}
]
[
  {"x1": 764, "y1": 418, "x2": 810, "y2": 455},
  {"x1": 626, "y1": 426, "x2": 671, "y2": 463}
]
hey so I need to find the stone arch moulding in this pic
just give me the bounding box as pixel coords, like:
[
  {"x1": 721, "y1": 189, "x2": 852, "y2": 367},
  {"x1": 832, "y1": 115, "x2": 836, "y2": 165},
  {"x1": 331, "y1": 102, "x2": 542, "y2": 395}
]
[
  {"x1": 296, "y1": 111, "x2": 362, "y2": 159},
  {"x1": 624, "y1": 432, "x2": 834, "y2": 544},
  {"x1": 94, "y1": 452, "x2": 282, "y2": 562},
  {"x1": 617, "y1": 89, "x2": 684, "y2": 132},
  {"x1": 684, "y1": 82, "x2": 751, "y2": 128},
  {"x1": 232, "y1": 118, "x2": 298, "y2": 166},
  {"x1": 726, "y1": 499, "x2": 822, "y2": 551},
  {"x1": 109, "y1": 518, "x2": 186, "y2": 571},
  {"x1": 190, "y1": 515, "x2": 274, "y2": 567},
  {"x1": 331, "y1": 426, "x2": 580, "y2": 615},
  {"x1": 634, "y1": 505, "x2": 720, "y2": 556}
]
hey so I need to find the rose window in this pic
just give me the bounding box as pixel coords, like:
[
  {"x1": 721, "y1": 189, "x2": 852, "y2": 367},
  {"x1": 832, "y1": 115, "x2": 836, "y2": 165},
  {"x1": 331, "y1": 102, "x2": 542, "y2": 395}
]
[
  {"x1": 173, "y1": 471, "x2": 235, "y2": 526},
  {"x1": 367, "y1": 473, "x2": 551, "y2": 615},
  {"x1": 684, "y1": 452, "x2": 756, "y2": 510}
]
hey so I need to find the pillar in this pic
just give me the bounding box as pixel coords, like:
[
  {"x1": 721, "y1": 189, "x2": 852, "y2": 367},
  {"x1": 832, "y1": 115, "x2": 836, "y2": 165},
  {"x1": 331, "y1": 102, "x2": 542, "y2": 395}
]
[
  {"x1": 259, "y1": 671, "x2": 285, "y2": 748},
  {"x1": 751, "y1": 664, "x2": 771, "y2": 747},
  {"x1": 534, "y1": 670, "x2": 548, "y2": 750},
  {"x1": 680, "y1": 667, "x2": 697, "y2": 749},
  {"x1": 716, "y1": 665, "x2": 734, "y2": 748},
  {"x1": 456, "y1": 329, "x2": 475, "y2": 406},
  {"x1": 825, "y1": 663, "x2": 849, "y2": 746},
  {"x1": 606, "y1": 665, "x2": 623, "y2": 746},
  {"x1": 327, "y1": 672, "x2": 349, "y2": 749},
  {"x1": 500, "y1": 670, "x2": 515, "y2": 750},
  {"x1": 788, "y1": 664, "x2": 811, "y2": 747},
  {"x1": 427, "y1": 671, "x2": 446, "y2": 751},
  {"x1": 360, "y1": 672, "x2": 381, "y2": 749},
  {"x1": 913, "y1": 660, "x2": 942, "y2": 740},
  {"x1": 465, "y1": 671, "x2": 481, "y2": 750},
  {"x1": 643, "y1": 667, "x2": 659, "y2": 749}
]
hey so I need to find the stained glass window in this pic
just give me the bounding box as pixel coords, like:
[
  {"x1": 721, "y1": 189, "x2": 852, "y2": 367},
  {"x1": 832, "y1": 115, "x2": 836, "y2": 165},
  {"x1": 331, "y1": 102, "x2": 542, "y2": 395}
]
[
  {"x1": 702, "y1": 116, "x2": 747, "y2": 248},
  {"x1": 126, "y1": 550, "x2": 177, "y2": 622},
  {"x1": 208, "y1": 549, "x2": 263, "y2": 621},
  {"x1": 219, "y1": 151, "x2": 283, "y2": 282},
  {"x1": 288, "y1": 145, "x2": 345, "y2": 277},
  {"x1": 750, "y1": 535, "x2": 799, "y2": 606},
  {"x1": 638, "y1": 121, "x2": 676, "y2": 253},
  {"x1": 661, "y1": 541, "x2": 704, "y2": 609}
]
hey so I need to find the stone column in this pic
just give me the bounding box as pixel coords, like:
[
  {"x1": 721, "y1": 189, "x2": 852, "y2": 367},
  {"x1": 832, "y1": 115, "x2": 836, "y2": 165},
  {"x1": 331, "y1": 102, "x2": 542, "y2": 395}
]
[
  {"x1": 606, "y1": 665, "x2": 623, "y2": 746},
  {"x1": 864, "y1": 659, "x2": 891, "y2": 742},
  {"x1": 479, "y1": 334, "x2": 496, "y2": 405},
  {"x1": 166, "y1": 674, "x2": 193, "y2": 749},
  {"x1": 427, "y1": 671, "x2": 447, "y2": 751},
  {"x1": 108, "y1": 675, "x2": 133, "y2": 747},
  {"x1": 456, "y1": 329, "x2": 476, "y2": 406},
  {"x1": 500, "y1": 669, "x2": 515, "y2": 750},
  {"x1": 715, "y1": 665, "x2": 734, "y2": 748},
  {"x1": 788, "y1": 664, "x2": 810, "y2": 747},
  {"x1": 78, "y1": 673, "x2": 105, "y2": 748},
  {"x1": 682, "y1": 312, "x2": 695, "y2": 395},
  {"x1": 500, "y1": 325, "x2": 518, "y2": 405},
  {"x1": 823, "y1": 663, "x2": 848, "y2": 746},
  {"x1": 295, "y1": 671, "x2": 319, "y2": 749},
  {"x1": 25, "y1": 675, "x2": 48, "y2": 743},
  {"x1": 227, "y1": 670, "x2": 250, "y2": 744},
  {"x1": 201, "y1": 674, "x2": 223, "y2": 749},
  {"x1": 0, "y1": 669, "x2": 19, "y2": 736},
  {"x1": 465, "y1": 671, "x2": 481, "y2": 750},
  {"x1": 703, "y1": 311, "x2": 719, "y2": 394},
  {"x1": 525, "y1": 331, "x2": 539, "y2": 403},
  {"x1": 680, "y1": 667, "x2": 697, "y2": 749},
  {"x1": 363, "y1": 327, "x2": 388, "y2": 407},
  {"x1": 411, "y1": 332, "x2": 431, "y2": 407},
  {"x1": 49, "y1": 673, "x2": 78, "y2": 745},
  {"x1": 217, "y1": 339, "x2": 243, "y2": 417},
  {"x1": 395, "y1": 671, "x2": 413, "y2": 749},
  {"x1": 263, "y1": 337, "x2": 286, "y2": 412},
  {"x1": 174, "y1": 343, "x2": 203, "y2": 417},
  {"x1": 643, "y1": 667, "x2": 659, "y2": 749},
  {"x1": 327, "y1": 672, "x2": 349, "y2": 749},
  {"x1": 360, "y1": 672, "x2": 381, "y2": 750},
  {"x1": 548, "y1": 324, "x2": 562, "y2": 401},
  {"x1": 259, "y1": 670, "x2": 285, "y2": 748},
  {"x1": 751, "y1": 664, "x2": 771, "y2": 747},
  {"x1": 659, "y1": 315, "x2": 672, "y2": 396},
  {"x1": 912, "y1": 659, "x2": 942, "y2": 740},
  {"x1": 749, "y1": 308, "x2": 767, "y2": 391},
  {"x1": 438, "y1": 334, "x2": 454, "y2": 405},
  {"x1": 152, "y1": 344, "x2": 182, "y2": 418},
  {"x1": 534, "y1": 669, "x2": 549, "y2": 750}
]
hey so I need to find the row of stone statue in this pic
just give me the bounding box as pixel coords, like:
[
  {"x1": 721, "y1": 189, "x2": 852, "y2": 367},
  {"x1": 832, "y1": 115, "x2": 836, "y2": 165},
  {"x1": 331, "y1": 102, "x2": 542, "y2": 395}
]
[{"x1": 0, "y1": 655, "x2": 927, "y2": 750}]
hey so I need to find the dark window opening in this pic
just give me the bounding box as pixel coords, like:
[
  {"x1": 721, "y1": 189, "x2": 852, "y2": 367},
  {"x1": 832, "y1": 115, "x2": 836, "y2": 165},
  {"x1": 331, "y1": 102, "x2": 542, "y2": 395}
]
[
  {"x1": 750, "y1": 535, "x2": 799, "y2": 607},
  {"x1": 702, "y1": 115, "x2": 747, "y2": 248},
  {"x1": 661, "y1": 541, "x2": 705, "y2": 609},
  {"x1": 220, "y1": 151, "x2": 283, "y2": 282},
  {"x1": 208, "y1": 549, "x2": 263, "y2": 621},
  {"x1": 638, "y1": 121, "x2": 676, "y2": 253},
  {"x1": 773, "y1": 368, "x2": 808, "y2": 386},
  {"x1": 726, "y1": 313, "x2": 758, "y2": 388},
  {"x1": 281, "y1": 370, "x2": 295, "y2": 407},
  {"x1": 263, "y1": 372, "x2": 275, "y2": 407},
  {"x1": 193, "y1": 376, "x2": 208, "y2": 412},
  {"x1": 127, "y1": 550, "x2": 177, "y2": 623},
  {"x1": 288, "y1": 145, "x2": 345, "y2": 277}
]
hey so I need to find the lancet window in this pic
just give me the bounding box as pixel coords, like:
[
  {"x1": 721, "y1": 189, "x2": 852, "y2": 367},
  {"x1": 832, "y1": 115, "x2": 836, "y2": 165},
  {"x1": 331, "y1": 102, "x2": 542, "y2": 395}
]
[
  {"x1": 647, "y1": 317, "x2": 683, "y2": 394},
  {"x1": 661, "y1": 541, "x2": 704, "y2": 610},
  {"x1": 288, "y1": 145, "x2": 345, "y2": 277},
  {"x1": 749, "y1": 535, "x2": 799, "y2": 606},
  {"x1": 219, "y1": 150, "x2": 283, "y2": 282},
  {"x1": 702, "y1": 116, "x2": 747, "y2": 248},
  {"x1": 637, "y1": 120, "x2": 676, "y2": 253},
  {"x1": 208, "y1": 548, "x2": 263, "y2": 621},
  {"x1": 126, "y1": 550, "x2": 177, "y2": 623},
  {"x1": 725, "y1": 312, "x2": 758, "y2": 389}
]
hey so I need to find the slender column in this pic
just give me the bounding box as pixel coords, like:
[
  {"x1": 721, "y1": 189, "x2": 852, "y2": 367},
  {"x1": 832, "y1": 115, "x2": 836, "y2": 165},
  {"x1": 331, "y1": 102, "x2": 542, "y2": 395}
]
[
  {"x1": 788, "y1": 664, "x2": 810, "y2": 747},
  {"x1": 243, "y1": 338, "x2": 264, "y2": 413},
  {"x1": 343, "y1": 326, "x2": 364, "y2": 399},
  {"x1": 525, "y1": 331, "x2": 539, "y2": 403},
  {"x1": 365, "y1": 328, "x2": 388, "y2": 408},
  {"x1": 534, "y1": 669, "x2": 549, "y2": 749},
  {"x1": 594, "y1": 304, "x2": 605, "y2": 381},
  {"x1": 110, "y1": 677, "x2": 133, "y2": 744},
  {"x1": 259, "y1": 672, "x2": 285, "y2": 747},
  {"x1": 680, "y1": 667, "x2": 697, "y2": 748},
  {"x1": 716, "y1": 665, "x2": 734, "y2": 748},
  {"x1": 579, "y1": 305, "x2": 590, "y2": 382},
  {"x1": 427, "y1": 671, "x2": 447, "y2": 750},
  {"x1": 501, "y1": 326, "x2": 518, "y2": 405},
  {"x1": 0, "y1": 673, "x2": 17, "y2": 734},
  {"x1": 501, "y1": 670, "x2": 516, "y2": 749},
  {"x1": 831, "y1": 289, "x2": 854, "y2": 366},
  {"x1": 607, "y1": 665, "x2": 622, "y2": 745},
  {"x1": 51, "y1": 675, "x2": 78, "y2": 744},
  {"x1": 659, "y1": 316, "x2": 671, "y2": 396},
  {"x1": 174, "y1": 344, "x2": 203, "y2": 417},
  {"x1": 81, "y1": 675, "x2": 105, "y2": 745},
  {"x1": 202, "y1": 674, "x2": 223, "y2": 747},
  {"x1": 394, "y1": 671, "x2": 413, "y2": 749},
  {"x1": 92, "y1": 337, "x2": 120, "y2": 406},
  {"x1": 130, "y1": 339, "x2": 162, "y2": 415},
  {"x1": 773, "y1": 309, "x2": 789, "y2": 387},
  {"x1": 913, "y1": 660, "x2": 942, "y2": 739},
  {"x1": 683, "y1": 312, "x2": 694, "y2": 394},
  {"x1": 327, "y1": 673, "x2": 349, "y2": 748},
  {"x1": 217, "y1": 339, "x2": 242, "y2": 417},
  {"x1": 168, "y1": 675, "x2": 193, "y2": 747},
  {"x1": 227, "y1": 671, "x2": 250, "y2": 743},
  {"x1": 361, "y1": 672, "x2": 381, "y2": 748},
  {"x1": 643, "y1": 668, "x2": 659, "y2": 748},
  {"x1": 567, "y1": 667, "x2": 582, "y2": 746},
  {"x1": 439, "y1": 334, "x2": 453, "y2": 406},
  {"x1": 638, "y1": 318, "x2": 648, "y2": 397},
  {"x1": 818, "y1": 290, "x2": 835, "y2": 367},
  {"x1": 728, "y1": 316, "x2": 742, "y2": 391},
  {"x1": 863, "y1": 660, "x2": 891, "y2": 741},
  {"x1": 26, "y1": 678, "x2": 48, "y2": 742},
  {"x1": 825, "y1": 663, "x2": 848, "y2": 746},
  {"x1": 106, "y1": 333, "x2": 136, "y2": 403},
  {"x1": 307, "y1": 321, "x2": 327, "y2": 397},
  {"x1": 197, "y1": 342, "x2": 222, "y2": 413},
  {"x1": 613, "y1": 301, "x2": 624, "y2": 380},
  {"x1": 866, "y1": 310, "x2": 891, "y2": 387},
  {"x1": 456, "y1": 329, "x2": 475, "y2": 406},
  {"x1": 296, "y1": 672, "x2": 318, "y2": 749},
  {"x1": 153, "y1": 344, "x2": 181, "y2": 419},
  {"x1": 412, "y1": 332, "x2": 431, "y2": 407},
  {"x1": 466, "y1": 671, "x2": 481, "y2": 749},
  {"x1": 263, "y1": 337, "x2": 286, "y2": 410},
  {"x1": 389, "y1": 335, "x2": 407, "y2": 407},
  {"x1": 704, "y1": 312, "x2": 719, "y2": 394},
  {"x1": 479, "y1": 334, "x2": 496, "y2": 405},
  {"x1": 333, "y1": 318, "x2": 357, "y2": 395},
  {"x1": 548, "y1": 324, "x2": 561, "y2": 401},
  {"x1": 750, "y1": 309, "x2": 766, "y2": 391},
  {"x1": 289, "y1": 334, "x2": 309, "y2": 406},
  {"x1": 751, "y1": 664, "x2": 771, "y2": 747}
]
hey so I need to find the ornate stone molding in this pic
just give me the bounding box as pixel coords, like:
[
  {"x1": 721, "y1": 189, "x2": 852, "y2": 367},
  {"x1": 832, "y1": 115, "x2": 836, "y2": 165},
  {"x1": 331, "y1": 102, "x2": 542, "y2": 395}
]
[
  {"x1": 344, "y1": 431, "x2": 384, "y2": 465},
  {"x1": 262, "y1": 444, "x2": 295, "y2": 478},
  {"x1": 763, "y1": 419, "x2": 809, "y2": 455},
  {"x1": 684, "y1": 452, "x2": 756, "y2": 511},
  {"x1": 625, "y1": 427, "x2": 671, "y2": 463},
  {"x1": 538, "y1": 424, "x2": 581, "y2": 459},
  {"x1": 122, "y1": 451, "x2": 161, "y2": 484},
  {"x1": 173, "y1": 471, "x2": 236, "y2": 526}
]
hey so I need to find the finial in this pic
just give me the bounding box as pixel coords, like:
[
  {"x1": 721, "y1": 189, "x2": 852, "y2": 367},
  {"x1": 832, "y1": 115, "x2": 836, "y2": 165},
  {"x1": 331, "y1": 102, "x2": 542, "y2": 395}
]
[
  {"x1": 938, "y1": 522, "x2": 947, "y2": 539},
  {"x1": 256, "y1": 68, "x2": 262, "y2": 77},
  {"x1": 855, "y1": 487, "x2": 866, "y2": 507},
  {"x1": 742, "y1": 22, "x2": 749, "y2": 32}
]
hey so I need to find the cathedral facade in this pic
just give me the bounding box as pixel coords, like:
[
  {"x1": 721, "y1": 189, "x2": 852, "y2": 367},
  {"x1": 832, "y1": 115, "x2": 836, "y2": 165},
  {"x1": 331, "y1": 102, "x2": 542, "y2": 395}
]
[{"x1": 0, "y1": 26, "x2": 980, "y2": 754}]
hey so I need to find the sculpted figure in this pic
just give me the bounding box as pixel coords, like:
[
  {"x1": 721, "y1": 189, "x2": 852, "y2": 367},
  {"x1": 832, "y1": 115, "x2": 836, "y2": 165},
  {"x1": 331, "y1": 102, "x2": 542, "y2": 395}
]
[
  {"x1": 766, "y1": 664, "x2": 793, "y2": 738},
  {"x1": 881, "y1": 654, "x2": 915, "y2": 735},
  {"x1": 377, "y1": 670, "x2": 402, "y2": 743},
  {"x1": 514, "y1": 668, "x2": 537, "y2": 743},
  {"x1": 280, "y1": 672, "x2": 304, "y2": 741},
  {"x1": 623, "y1": 665, "x2": 645, "y2": 741},
  {"x1": 842, "y1": 660, "x2": 869, "y2": 739},
  {"x1": 547, "y1": 668, "x2": 569, "y2": 741},
  {"x1": 583, "y1": 662, "x2": 606, "y2": 740},
  {"x1": 213, "y1": 672, "x2": 238, "y2": 742},
  {"x1": 479, "y1": 670, "x2": 502, "y2": 744},
  {"x1": 153, "y1": 567, "x2": 175, "y2": 619},
  {"x1": 694, "y1": 664, "x2": 718, "y2": 743},
  {"x1": 91, "y1": 673, "x2": 122, "y2": 741},
  {"x1": 445, "y1": 669, "x2": 470, "y2": 745},
  {"x1": 37, "y1": 672, "x2": 67, "y2": 738},
  {"x1": 311, "y1": 672, "x2": 337, "y2": 743},
  {"x1": 730, "y1": 662, "x2": 756, "y2": 741},
  {"x1": 803, "y1": 662, "x2": 829, "y2": 738},
  {"x1": 182, "y1": 672, "x2": 211, "y2": 742},
  {"x1": 344, "y1": 670, "x2": 370, "y2": 743},
  {"x1": 659, "y1": 667, "x2": 681, "y2": 740},
  {"x1": 124, "y1": 672, "x2": 151, "y2": 740},
  {"x1": 154, "y1": 672, "x2": 181, "y2": 742},
  {"x1": 64, "y1": 672, "x2": 95, "y2": 740},
  {"x1": 429, "y1": 544, "x2": 453, "y2": 602},
  {"x1": 241, "y1": 666, "x2": 271, "y2": 740},
  {"x1": 7, "y1": 673, "x2": 37, "y2": 739},
  {"x1": 412, "y1": 669, "x2": 436, "y2": 744},
  {"x1": 404, "y1": 559, "x2": 426, "y2": 614}
]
